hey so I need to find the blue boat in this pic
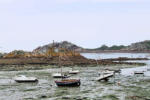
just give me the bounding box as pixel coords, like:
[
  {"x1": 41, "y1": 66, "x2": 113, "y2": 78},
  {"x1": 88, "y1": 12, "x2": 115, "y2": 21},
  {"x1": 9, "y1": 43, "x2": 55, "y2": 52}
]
[
  {"x1": 55, "y1": 79, "x2": 80, "y2": 87},
  {"x1": 55, "y1": 55, "x2": 81, "y2": 87}
]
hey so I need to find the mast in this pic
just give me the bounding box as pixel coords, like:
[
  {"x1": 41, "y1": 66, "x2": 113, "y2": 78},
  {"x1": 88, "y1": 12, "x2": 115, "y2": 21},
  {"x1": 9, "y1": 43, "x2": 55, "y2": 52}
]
[
  {"x1": 53, "y1": 40, "x2": 54, "y2": 47},
  {"x1": 58, "y1": 49, "x2": 63, "y2": 80},
  {"x1": 59, "y1": 55, "x2": 62, "y2": 75},
  {"x1": 52, "y1": 40, "x2": 54, "y2": 57},
  {"x1": 72, "y1": 48, "x2": 74, "y2": 71}
]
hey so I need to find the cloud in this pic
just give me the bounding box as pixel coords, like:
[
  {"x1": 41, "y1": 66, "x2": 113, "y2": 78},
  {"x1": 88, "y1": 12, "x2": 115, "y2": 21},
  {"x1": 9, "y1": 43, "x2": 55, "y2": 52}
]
[
  {"x1": 0, "y1": 0, "x2": 148, "y2": 5},
  {"x1": 54, "y1": 0, "x2": 149, "y2": 3},
  {"x1": 0, "y1": 0, "x2": 14, "y2": 4}
]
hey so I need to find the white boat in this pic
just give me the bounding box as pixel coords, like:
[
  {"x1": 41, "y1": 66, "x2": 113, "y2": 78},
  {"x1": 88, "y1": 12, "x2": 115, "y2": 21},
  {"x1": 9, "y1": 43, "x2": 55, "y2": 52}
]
[
  {"x1": 14, "y1": 75, "x2": 38, "y2": 83},
  {"x1": 69, "y1": 70, "x2": 79, "y2": 74},
  {"x1": 99, "y1": 70, "x2": 114, "y2": 75},
  {"x1": 52, "y1": 73, "x2": 70, "y2": 78},
  {"x1": 96, "y1": 73, "x2": 114, "y2": 81}
]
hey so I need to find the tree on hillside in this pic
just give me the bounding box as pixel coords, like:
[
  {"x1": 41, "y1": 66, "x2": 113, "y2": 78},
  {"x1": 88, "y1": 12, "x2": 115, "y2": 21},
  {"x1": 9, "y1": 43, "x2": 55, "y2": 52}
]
[
  {"x1": 98, "y1": 45, "x2": 109, "y2": 50},
  {"x1": 109, "y1": 45, "x2": 125, "y2": 50}
]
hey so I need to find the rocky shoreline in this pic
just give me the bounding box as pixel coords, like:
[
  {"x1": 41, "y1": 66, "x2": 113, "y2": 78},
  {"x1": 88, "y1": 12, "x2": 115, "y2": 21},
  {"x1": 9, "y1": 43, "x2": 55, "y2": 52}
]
[{"x1": 0, "y1": 56, "x2": 147, "y2": 67}]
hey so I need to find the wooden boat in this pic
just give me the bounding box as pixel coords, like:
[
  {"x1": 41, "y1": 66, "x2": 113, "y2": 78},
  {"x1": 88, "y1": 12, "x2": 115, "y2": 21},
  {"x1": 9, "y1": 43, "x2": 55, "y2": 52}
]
[
  {"x1": 52, "y1": 73, "x2": 70, "y2": 78},
  {"x1": 55, "y1": 79, "x2": 80, "y2": 87},
  {"x1": 69, "y1": 70, "x2": 79, "y2": 74},
  {"x1": 14, "y1": 75, "x2": 38, "y2": 83}
]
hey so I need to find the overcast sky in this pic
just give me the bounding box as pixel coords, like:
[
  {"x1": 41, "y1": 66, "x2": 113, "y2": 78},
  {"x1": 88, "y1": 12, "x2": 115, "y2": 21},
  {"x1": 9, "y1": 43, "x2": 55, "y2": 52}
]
[{"x1": 0, "y1": 0, "x2": 150, "y2": 52}]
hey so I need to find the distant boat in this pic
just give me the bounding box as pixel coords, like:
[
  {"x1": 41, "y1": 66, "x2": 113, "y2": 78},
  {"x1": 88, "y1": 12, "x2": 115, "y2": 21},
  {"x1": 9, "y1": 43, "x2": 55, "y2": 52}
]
[
  {"x1": 97, "y1": 68, "x2": 114, "y2": 81},
  {"x1": 69, "y1": 65, "x2": 80, "y2": 74},
  {"x1": 99, "y1": 70, "x2": 114, "y2": 75},
  {"x1": 69, "y1": 70, "x2": 80, "y2": 74},
  {"x1": 14, "y1": 75, "x2": 38, "y2": 83},
  {"x1": 104, "y1": 68, "x2": 121, "y2": 73},
  {"x1": 134, "y1": 71, "x2": 145, "y2": 75},
  {"x1": 55, "y1": 79, "x2": 80, "y2": 87},
  {"x1": 52, "y1": 73, "x2": 70, "y2": 78}
]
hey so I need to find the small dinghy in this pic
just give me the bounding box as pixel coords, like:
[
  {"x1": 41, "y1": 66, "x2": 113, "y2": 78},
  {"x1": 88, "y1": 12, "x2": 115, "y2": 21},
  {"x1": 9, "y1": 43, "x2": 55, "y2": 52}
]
[
  {"x1": 52, "y1": 73, "x2": 70, "y2": 78},
  {"x1": 69, "y1": 70, "x2": 79, "y2": 74},
  {"x1": 55, "y1": 79, "x2": 80, "y2": 87},
  {"x1": 14, "y1": 75, "x2": 38, "y2": 83}
]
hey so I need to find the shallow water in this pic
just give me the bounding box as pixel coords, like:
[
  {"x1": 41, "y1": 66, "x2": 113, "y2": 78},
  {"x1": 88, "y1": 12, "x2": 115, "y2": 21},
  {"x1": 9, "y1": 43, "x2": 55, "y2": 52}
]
[
  {"x1": 0, "y1": 53, "x2": 150, "y2": 100},
  {"x1": 81, "y1": 53, "x2": 150, "y2": 59}
]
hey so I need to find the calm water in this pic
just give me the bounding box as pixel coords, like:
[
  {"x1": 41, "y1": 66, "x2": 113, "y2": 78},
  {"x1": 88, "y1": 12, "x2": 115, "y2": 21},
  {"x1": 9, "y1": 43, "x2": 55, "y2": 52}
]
[
  {"x1": 0, "y1": 53, "x2": 150, "y2": 100},
  {"x1": 81, "y1": 53, "x2": 150, "y2": 59}
]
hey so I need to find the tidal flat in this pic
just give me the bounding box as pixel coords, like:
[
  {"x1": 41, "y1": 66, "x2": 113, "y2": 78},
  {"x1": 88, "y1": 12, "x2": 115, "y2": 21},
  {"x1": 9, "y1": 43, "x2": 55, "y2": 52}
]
[
  {"x1": 0, "y1": 53, "x2": 150, "y2": 100},
  {"x1": 0, "y1": 64, "x2": 150, "y2": 100}
]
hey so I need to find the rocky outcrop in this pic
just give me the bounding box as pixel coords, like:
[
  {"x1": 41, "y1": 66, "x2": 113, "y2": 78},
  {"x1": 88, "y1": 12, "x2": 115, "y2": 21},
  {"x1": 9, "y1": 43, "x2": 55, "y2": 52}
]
[
  {"x1": 32, "y1": 40, "x2": 150, "y2": 53},
  {"x1": 33, "y1": 41, "x2": 83, "y2": 54},
  {"x1": 84, "y1": 40, "x2": 150, "y2": 53},
  {"x1": 0, "y1": 56, "x2": 146, "y2": 66},
  {"x1": 122, "y1": 40, "x2": 150, "y2": 51}
]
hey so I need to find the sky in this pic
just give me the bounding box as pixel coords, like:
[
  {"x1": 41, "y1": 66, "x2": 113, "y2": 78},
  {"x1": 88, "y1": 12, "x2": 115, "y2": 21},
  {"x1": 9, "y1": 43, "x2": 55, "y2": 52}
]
[{"x1": 0, "y1": 0, "x2": 150, "y2": 52}]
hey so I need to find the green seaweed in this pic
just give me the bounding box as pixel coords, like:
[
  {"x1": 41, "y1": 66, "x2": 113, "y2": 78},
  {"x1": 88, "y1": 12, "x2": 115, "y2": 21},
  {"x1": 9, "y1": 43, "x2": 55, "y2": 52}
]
[{"x1": 102, "y1": 94, "x2": 119, "y2": 100}]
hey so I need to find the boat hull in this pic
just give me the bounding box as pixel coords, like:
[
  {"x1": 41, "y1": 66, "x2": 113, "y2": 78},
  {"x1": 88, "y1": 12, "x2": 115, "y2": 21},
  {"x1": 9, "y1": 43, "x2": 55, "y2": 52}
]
[
  {"x1": 53, "y1": 75, "x2": 70, "y2": 78},
  {"x1": 15, "y1": 79, "x2": 38, "y2": 83},
  {"x1": 69, "y1": 70, "x2": 79, "y2": 74},
  {"x1": 134, "y1": 71, "x2": 144, "y2": 75},
  {"x1": 55, "y1": 79, "x2": 80, "y2": 87},
  {"x1": 69, "y1": 72, "x2": 79, "y2": 74}
]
